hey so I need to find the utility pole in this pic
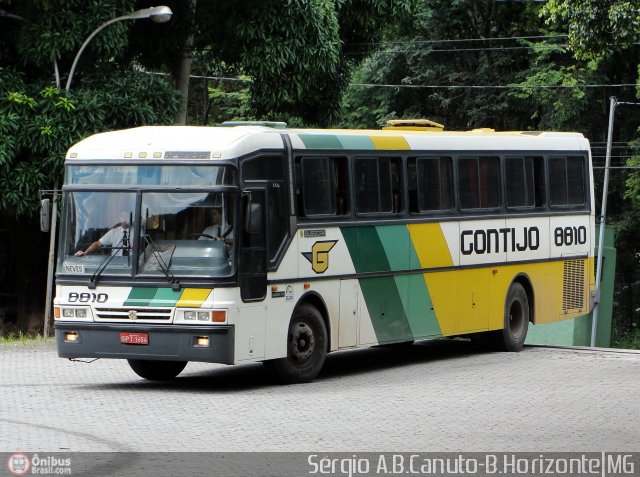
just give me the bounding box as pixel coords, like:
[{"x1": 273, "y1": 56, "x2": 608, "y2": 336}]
[
  {"x1": 591, "y1": 98, "x2": 640, "y2": 346},
  {"x1": 591, "y1": 97, "x2": 616, "y2": 347}
]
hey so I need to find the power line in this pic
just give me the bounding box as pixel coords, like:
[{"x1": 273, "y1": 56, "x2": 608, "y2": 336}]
[
  {"x1": 348, "y1": 34, "x2": 569, "y2": 47},
  {"x1": 150, "y1": 71, "x2": 637, "y2": 91},
  {"x1": 349, "y1": 82, "x2": 637, "y2": 90},
  {"x1": 346, "y1": 44, "x2": 568, "y2": 55}
]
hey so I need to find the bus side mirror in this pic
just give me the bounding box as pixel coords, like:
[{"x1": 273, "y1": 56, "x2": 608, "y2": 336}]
[
  {"x1": 244, "y1": 202, "x2": 263, "y2": 235},
  {"x1": 40, "y1": 198, "x2": 51, "y2": 233}
]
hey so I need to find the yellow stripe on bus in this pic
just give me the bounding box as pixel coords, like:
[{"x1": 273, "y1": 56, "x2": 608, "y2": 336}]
[
  {"x1": 408, "y1": 223, "x2": 453, "y2": 268},
  {"x1": 370, "y1": 136, "x2": 410, "y2": 150},
  {"x1": 175, "y1": 288, "x2": 212, "y2": 308}
]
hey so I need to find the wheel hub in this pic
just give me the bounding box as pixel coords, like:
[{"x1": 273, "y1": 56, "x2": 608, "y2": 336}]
[{"x1": 290, "y1": 323, "x2": 315, "y2": 361}]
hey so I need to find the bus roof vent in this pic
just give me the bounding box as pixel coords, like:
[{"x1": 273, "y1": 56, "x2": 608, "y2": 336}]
[
  {"x1": 382, "y1": 119, "x2": 445, "y2": 131},
  {"x1": 219, "y1": 121, "x2": 287, "y2": 129}
]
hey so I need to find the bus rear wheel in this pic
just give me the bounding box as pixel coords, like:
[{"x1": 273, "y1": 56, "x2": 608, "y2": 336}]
[
  {"x1": 127, "y1": 359, "x2": 187, "y2": 381},
  {"x1": 494, "y1": 282, "x2": 529, "y2": 351},
  {"x1": 266, "y1": 304, "x2": 327, "y2": 384}
]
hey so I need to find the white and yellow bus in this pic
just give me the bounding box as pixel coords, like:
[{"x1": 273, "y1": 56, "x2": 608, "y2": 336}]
[{"x1": 52, "y1": 120, "x2": 595, "y2": 383}]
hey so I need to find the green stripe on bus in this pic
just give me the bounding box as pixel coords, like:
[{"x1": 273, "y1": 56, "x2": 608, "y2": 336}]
[
  {"x1": 376, "y1": 226, "x2": 442, "y2": 338},
  {"x1": 123, "y1": 287, "x2": 157, "y2": 307},
  {"x1": 298, "y1": 134, "x2": 343, "y2": 149},
  {"x1": 341, "y1": 226, "x2": 413, "y2": 343},
  {"x1": 149, "y1": 288, "x2": 183, "y2": 307},
  {"x1": 336, "y1": 135, "x2": 375, "y2": 150}
]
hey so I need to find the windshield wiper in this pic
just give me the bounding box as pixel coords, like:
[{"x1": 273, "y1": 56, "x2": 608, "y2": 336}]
[
  {"x1": 143, "y1": 234, "x2": 181, "y2": 291},
  {"x1": 87, "y1": 238, "x2": 126, "y2": 289}
]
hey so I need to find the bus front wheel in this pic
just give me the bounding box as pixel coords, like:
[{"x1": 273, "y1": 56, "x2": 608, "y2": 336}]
[
  {"x1": 127, "y1": 359, "x2": 187, "y2": 381},
  {"x1": 266, "y1": 304, "x2": 328, "y2": 384},
  {"x1": 494, "y1": 282, "x2": 529, "y2": 351}
]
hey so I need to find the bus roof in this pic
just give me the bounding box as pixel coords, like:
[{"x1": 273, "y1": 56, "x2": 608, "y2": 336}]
[{"x1": 66, "y1": 125, "x2": 590, "y2": 161}]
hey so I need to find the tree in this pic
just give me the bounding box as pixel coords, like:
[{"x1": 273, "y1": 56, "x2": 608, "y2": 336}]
[
  {"x1": 127, "y1": 0, "x2": 414, "y2": 126},
  {"x1": 0, "y1": 0, "x2": 179, "y2": 334}
]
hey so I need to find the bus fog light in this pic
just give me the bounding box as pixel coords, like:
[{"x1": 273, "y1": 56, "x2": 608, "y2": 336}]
[
  {"x1": 64, "y1": 332, "x2": 79, "y2": 343},
  {"x1": 195, "y1": 336, "x2": 210, "y2": 347},
  {"x1": 197, "y1": 311, "x2": 210, "y2": 321},
  {"x1": 184, "y1": 311, "x2": 196, "y2": 320},
  {"x1": 62, "y1": 309, "x2": 74, "y2": 318},
  {"x1": 75, "y1": 309, "x2": 87, "y2": 318}
]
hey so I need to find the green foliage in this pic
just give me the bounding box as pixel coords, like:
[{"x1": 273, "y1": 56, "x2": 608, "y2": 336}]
[
  {"x1": 0, "y1": 69, "x2": 179, "y2": 216},
  {"x1": 206, "y1": 78, "x2": 254, "y2": 124},
  {"x1": 339, "y1": 0, "x2": 549, "y2": 130},
  {"x1": 543, "y1": 0, "x2": 640, "y2": 61},
  {"x1": 127, "y1": 0, "x2": 414, "y2": 125}
]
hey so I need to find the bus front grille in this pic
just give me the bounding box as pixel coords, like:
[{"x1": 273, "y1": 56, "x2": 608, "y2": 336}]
[
  {"x1": 94, "y1": 307, "x2": 173, "y2": 321},
  {"x1": 562, "y1": 259, "x2": 585, "y2": 312}
]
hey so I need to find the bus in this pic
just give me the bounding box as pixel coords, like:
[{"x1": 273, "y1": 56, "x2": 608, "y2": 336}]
[{"x1": 51, "y1": 120, "x2": 595, "y2": 383}]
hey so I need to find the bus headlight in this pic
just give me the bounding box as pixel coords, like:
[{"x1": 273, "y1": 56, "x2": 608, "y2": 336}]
[
  {"x1": 177, "y1": 309, "x2": 227, "y2": 324},
  {"x1": 57, "y1": 307, "x2": 92, "y2": 321}
]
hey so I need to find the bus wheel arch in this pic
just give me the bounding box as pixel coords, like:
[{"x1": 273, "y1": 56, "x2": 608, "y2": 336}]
[
  {"x1": 294, "y1": 291, "x2": 331, "y2": 352},
  {"x1": 495, "y1": 278, "x2": 531, "y2": 352},
  {"x1": 512, "y1": 273, "x2": 535, "y2": 324},
  {"x1": 265, "y1": 297, "x2": 328, "y2": 384}
]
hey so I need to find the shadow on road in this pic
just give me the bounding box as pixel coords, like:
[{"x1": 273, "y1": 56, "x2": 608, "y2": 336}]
[{"x1": 78, "y1": 339, "x2": 494, "y2": 393}]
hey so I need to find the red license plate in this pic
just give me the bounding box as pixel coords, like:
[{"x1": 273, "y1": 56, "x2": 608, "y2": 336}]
[{"x1": 120, "y1": 332, "x2": 149, "y2": 345}]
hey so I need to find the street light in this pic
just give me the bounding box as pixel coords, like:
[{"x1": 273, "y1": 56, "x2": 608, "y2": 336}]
[{"x1": 65, "y1": 6, "x2": 173, "y2": 92}]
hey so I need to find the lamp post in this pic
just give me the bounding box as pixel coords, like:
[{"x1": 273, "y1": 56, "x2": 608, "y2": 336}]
[
  {"x1": 65, "y1": 6, "x2": 172, "y2": 92},
  {"x1": 42, "y1": 6, "x2": 172, "y2": 335}
]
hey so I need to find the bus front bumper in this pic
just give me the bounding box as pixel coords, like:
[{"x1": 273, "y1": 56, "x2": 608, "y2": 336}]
[{"x1": 54, "y1": 322, "x2": 234, "y2": 364}]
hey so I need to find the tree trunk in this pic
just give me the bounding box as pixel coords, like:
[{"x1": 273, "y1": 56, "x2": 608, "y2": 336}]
[{"x1": 174, "y1": 0, "x2": 197, "y2": 125}]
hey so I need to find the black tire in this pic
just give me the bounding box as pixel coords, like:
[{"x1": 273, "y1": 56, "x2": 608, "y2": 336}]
[
  {"x1": 266, "y1": 304, "x2": 328, "y2": 384},
  {"x1": 127, "y1": 359, "x2": 187, "y2": 381},
  {"x1": 494, "y1": 282, "x2": 530, "y2": 351}
]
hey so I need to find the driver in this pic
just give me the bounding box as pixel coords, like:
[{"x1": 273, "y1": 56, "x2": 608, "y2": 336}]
[
  {"x1": 199, "y1": 207, "x2": 233, "y2": 245},
  {"x1": 75, "y1": 211, "x2": 133, "y2": 257}
]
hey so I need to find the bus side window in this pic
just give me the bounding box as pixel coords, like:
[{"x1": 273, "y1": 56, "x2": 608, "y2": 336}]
[
  {"x1": 458, "y1": 156, "x2": 500, "y2": 210},
  {"x1": 548, "y1": 156, "x2": 586, "y2": 208},
  {"x1": 354, "y1": 157, "x2": 402, "y2": 215},
  {"x1": 414, "y1": 156, "x2": 453, "y2": 212},
  {"x1": 506, "y1": 156, "x2": 544, "y2": 209},
  {"x1": 297, "y1": 156, "x2": 349, "y2": 218}
]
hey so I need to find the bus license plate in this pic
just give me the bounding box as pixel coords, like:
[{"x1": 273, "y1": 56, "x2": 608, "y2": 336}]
[{"x1": 120, "y1": 332, "x2": 149, "y2": 345}]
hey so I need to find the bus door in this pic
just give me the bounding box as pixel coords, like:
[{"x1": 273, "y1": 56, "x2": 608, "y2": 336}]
[
  {"x1": 240, "y1": 189, "x2": 267, "y2": 302},
  {"x1": 339, "y1": 280, "x2": 359, "y2": 348}
]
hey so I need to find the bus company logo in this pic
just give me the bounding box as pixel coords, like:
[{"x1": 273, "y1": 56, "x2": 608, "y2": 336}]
[
  {"x1": 302, "y1": 240, "x2": 338, "y2": 274},
  {"x1": 128, "y1": 309, "x2": 138, "y2": 320},
  {"x1": 7, "y1": 453, "x2": 30, "y2": 475}
]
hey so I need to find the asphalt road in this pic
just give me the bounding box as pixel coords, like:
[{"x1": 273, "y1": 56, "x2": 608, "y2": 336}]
[{"x1": 1, "y1": 340, "x2": 639, "y2": 452}]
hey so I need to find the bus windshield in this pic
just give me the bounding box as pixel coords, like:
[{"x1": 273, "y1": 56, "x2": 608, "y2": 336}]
[{"x1": 58, "y1": 191, "x2": 237, "y2": 279}]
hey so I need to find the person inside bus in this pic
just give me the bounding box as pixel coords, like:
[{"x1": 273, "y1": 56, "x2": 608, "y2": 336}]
[
  {"x1": 199, "y1": 207, "x2": 233, "y2": 245},
  {"x1": 74, "y1": 211, "x2": 133, "y2": 257}
]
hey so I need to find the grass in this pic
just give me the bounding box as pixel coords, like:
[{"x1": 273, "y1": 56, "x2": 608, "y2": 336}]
[
  {"x1": 0, "y1": 332, "x2": 54, "y2": 345},
  {"x1": 611, "y1": 327, "x2": 640, "y2": 350}
]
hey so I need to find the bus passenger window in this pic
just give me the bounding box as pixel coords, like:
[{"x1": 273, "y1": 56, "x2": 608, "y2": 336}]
[
  {"x1": 414, "y1": 157, "x2": 453, "y2": 212},
  {"x1": 354, "y1": 157, "x2": 402, "y2": 215},
  {"x1": 549, "y1": 156, "x2": 586, "y2": 207},
  {"x1": 458, "y1": 156, "x2": 500, "y2": 210},
  {"x1": 297, "y1": 157, "x2": 349, "y2": 218},
  {"x1": 506, "y1": 156, "x2": 543, "y2": 208},
  {"x1": 301, "y1": 157, "x2": 336, "y2": 215}
]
